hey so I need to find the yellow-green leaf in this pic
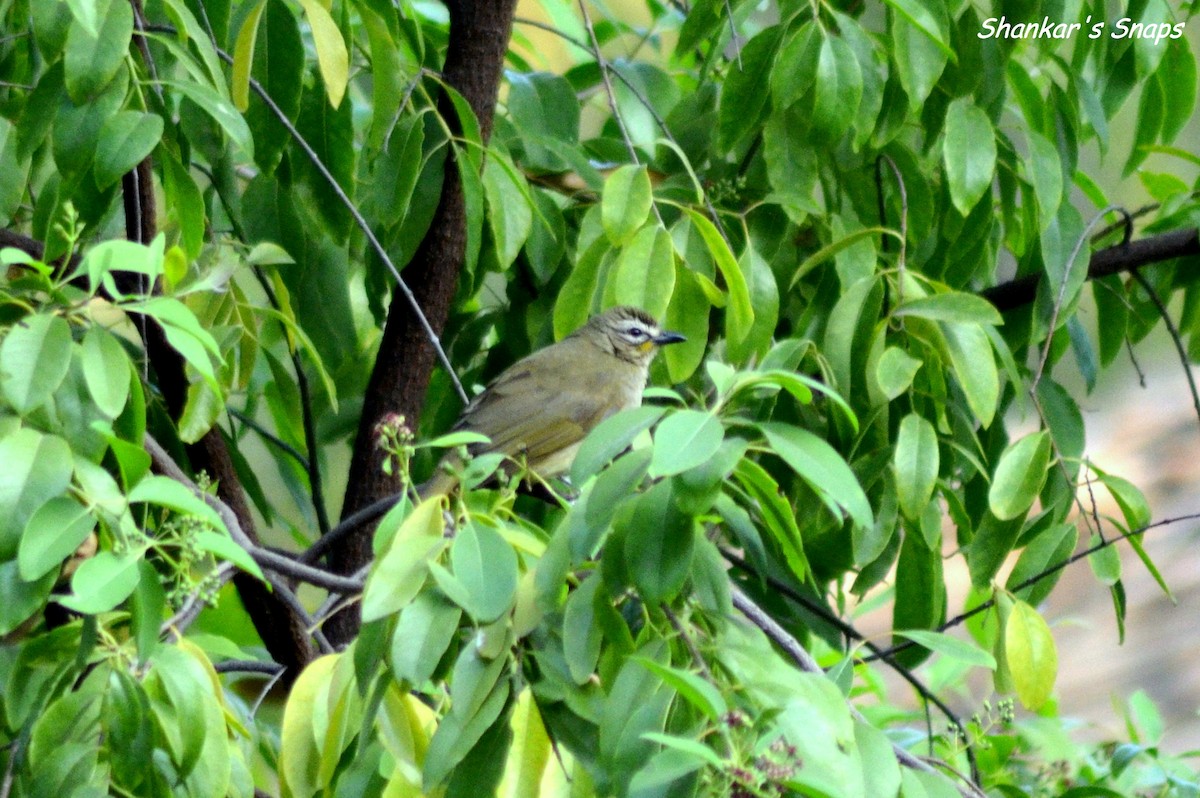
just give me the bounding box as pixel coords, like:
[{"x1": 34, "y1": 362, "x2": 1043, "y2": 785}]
[
  {"x1": 230, "y1": 0, "x2": 266, "y2": 111},
  {"x1": 296, "y1": 0, "x2": 348, "y2": 108},
  {"x1": 1004, "y1": 599, "x2": 1057, "y2": 710}
]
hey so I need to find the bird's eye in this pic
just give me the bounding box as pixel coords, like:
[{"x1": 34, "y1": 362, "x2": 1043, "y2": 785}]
[{"x1": 627, "y1": 326, "x2": 644, "y2": 339}]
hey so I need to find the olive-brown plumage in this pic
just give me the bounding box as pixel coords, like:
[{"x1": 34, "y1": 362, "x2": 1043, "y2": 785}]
[{"x1": 421, "y1": 306, "x2": 685, "y2": 496}]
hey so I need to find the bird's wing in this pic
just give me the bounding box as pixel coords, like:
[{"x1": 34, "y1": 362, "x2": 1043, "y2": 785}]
[{"x1": 456, "y1": 346, "x2": 619, "y2": 468}]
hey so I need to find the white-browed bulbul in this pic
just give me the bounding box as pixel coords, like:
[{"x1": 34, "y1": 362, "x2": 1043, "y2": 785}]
[{"x1": 421, "y1": 306, "x2": 685, "y2": 496}]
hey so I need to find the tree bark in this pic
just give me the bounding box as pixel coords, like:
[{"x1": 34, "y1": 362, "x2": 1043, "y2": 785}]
[
  {"x1": 982, "y1": 227, "x2": 1200, "y2": 311},
  {"x1": 327, "y1": 0, "x2": 519, "y2": 644}
]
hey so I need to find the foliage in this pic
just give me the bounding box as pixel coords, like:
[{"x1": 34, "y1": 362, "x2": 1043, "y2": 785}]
[{"x1": 1, "y1": 0, "x2": 1200, "y2": 795}]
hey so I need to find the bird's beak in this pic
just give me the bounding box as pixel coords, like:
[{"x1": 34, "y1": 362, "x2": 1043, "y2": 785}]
[{"x1": 653, "y1": 330, "x2": 687, "y2": 346}]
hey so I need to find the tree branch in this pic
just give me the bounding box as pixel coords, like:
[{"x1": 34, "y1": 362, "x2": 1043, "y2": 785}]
[
  {"x1": 982, "y1": 227, "x2": 1200, "y2": 312},
  {"x1": 331, "y1": 0, "x2": 520, "y2": 644},
  {"x1": 865, "y1": 511, "x2": 1200, "y2": 663}
]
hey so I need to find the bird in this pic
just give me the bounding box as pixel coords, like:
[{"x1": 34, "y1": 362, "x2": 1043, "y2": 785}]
[{"x1": 419, "y1": 306, "x2": 686, "y2": 497}]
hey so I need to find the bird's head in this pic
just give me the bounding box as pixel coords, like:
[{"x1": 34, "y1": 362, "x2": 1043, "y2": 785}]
[{"x1": 585, "y1": 306, "x2": 687, "y2": 365}]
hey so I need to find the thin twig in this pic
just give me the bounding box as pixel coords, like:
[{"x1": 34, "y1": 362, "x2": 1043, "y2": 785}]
[
  {"x1": 577, "y1": 0, "x2": 638, "y2": 165},
  {"x1": 228, "y1": 407, "x2": 308, "y2": 467},
  {"x1": 867, "y1": 511, "x2": 1200, "y2": 662},
  {"x1": 161, "y1": 561, "x2": 237, "y2": 637},
  {"x1": 250, "y1": 665, "x2": 290, "y2": 719},
  {"x1": 265, "y1": 574, "x2": 335, "y2": 654},
  {"x1": 877, "y1": 154, "x2": 908, "y2": 304},
  {"x1": 212, "y1": 49, "x2": 468, "y2": 406},
  {"x1": 299, "y1": 493, "x2": 403, "y2": 564},
  {"x1": 0, "y1": 738, "x2": 17, "y2": 798},
  {"x1": 1125, "y1": 337, "x2": 1147, "y2": 387},
  {"x1": 1032, "y1": 206, "x2": 1125, "y2": 392},
  {"x1": 1130, "y1": 269, "x2": 1200, "y2": 430},
  {"x1": 245, "y1": 266, "x2": 331, "y2": 535},
  {"x1": 312, "y1": 564, "x2": 371, "y2": 625},
  {"x1": 662, "y1": 604, "x2": 714, "y2": 682}
]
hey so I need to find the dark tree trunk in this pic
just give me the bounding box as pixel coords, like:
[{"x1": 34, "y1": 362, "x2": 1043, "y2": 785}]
[{"x1": 327, "y1": 0, "x2": 519, "y2": 644}]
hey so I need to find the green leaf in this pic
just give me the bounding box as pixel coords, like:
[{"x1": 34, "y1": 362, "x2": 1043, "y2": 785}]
[
  {"x1": 163, "y1": 79, "x2": 254, "y2": 158},
  {"x1": 649, "y1": 410, "x2": 724, "y2": 477},
  {"x1": 771, "y1": 22, "x2": 821, "y2": 109},
  {"x1": 733, "y1": 459, "x2": 811, "y2": 580},
  {"x1": 682, "y1": 209, "x2": 755, "y2": 344},
  {"x1": 81, "y1": 326, "x2": 131, "y2": 419},
  {"x1": 59, "y1": 548, "x2": 144, "y2": 612},
  {"x1": 0, "y1": 429, "x2": 74, "y2": 561},
  {"x1": 93, "y1": 111, "x2": 163, "y2": 189},
  {"x1": 128, "y1": 475, "x2": 225, "y2": 533},
  {"x1": 988, "y1": 431, "x2": 1051, "y2": 521},
  {"x1": 610, "y1": 227, "x2": 675, "y2": 322},
  {"x1": 242, "y1": 0, "x2": 304, "y2": 171},
  {"x1": 160, "y1": 154, "x2": 205, "y2": 260},
  {"x1": 451, "y1": 523, "x2": 519, "y2": 623},
  {"x1": 943, "y1": 98, "x2": 995, "y2": 215},
  {"x1": 1005, "y1": 599, "x2": 1058, "y2": 710},
  {"x1": 296, "y1": 0, "x2": 349, "y2": 107},
  {"x1": 811, "y1": 33, "x2": 863, "y2": 144},
  {"x1": 599, "y1": 644, "x2": 672, "y2": 783},
  {"x1": 1097, "y1": 471, "x2": 1151, "y2": 531},
  {"x1": 894, "y1": 413, "x2": 939, "y2": 521},
  {"x1": 601, "y1": 165, "x2": 652, "y2": 246},
  {"x1": 133, "y1": 297, "x2": 222, "y2": 389},
  {"x1": 725, "y1": 245, "x2": 780, "y2": 365},
  {"x1": 482, "y1": 155, "x2": 533, "y2": 270},
  {"x1": 563, "y1": 574, "x2": 603, "y2": 684},
  {"x1": 855, "y1": 720, "x2": 902, "y2": 798},
  {"x1": 1159, "y1": 37, "x2": 1196, "y2": 143},
  {"x1": 760, "y1": 422, "x2": 873, "y2": 530},
  {"x1": 891, "y1": 3, "x2": 948, "y2": 109},
  {"x1": 17, "y1": 496, "x2": 96, "y2": 581},
  {"x1": 718, "y1": 26, "x2": 780, "y2": 151},
  {"x1": 507, "y1": 72, "x2": 580, "y2": 170},
  {"x1": 131, "y1": 559, "x2": 166, "y2": 663},
  {"x1": 883, "y1": 0, "x2": 950, "y2": 52},
  {"x1": 0, "y1": 119, "x2": 31, "y2": 221},
  {"x1": 0, "y1": 560, "x2": 57, "y2": 635},
  {"x1": 362, "y1": 499, "x2": 446, "y2": 621},
  {"x1": 64, "y1": 0, "x2": 132, "y2": 102},
  {"x1": 1026, "y1": 129, "x2": 1063, "y2": 229},
  {"x1": 875, "y1": 347, "x2": 922, "y2": 400},
  {"x1": 571, "y1": 448, "x2": 650, "y2": 560},
  {"x1": 230, "y1": 0, "x2": 267, "y2": 110},
  {"x1": 940, "y1": 320, "x2": 999, "y2": 428},
  {"x1": 423, "y1": 681, "x2": 511, "y2": 791},
  {"x1": 571, "y1": 405, "x2": 664, "y2": 484},
  {"x1": 893, "y1": 630, "x2": 996, "y2": 669},
  {"x1": 763, "y1": 107, "x2": 821, "y2": 220},
  {"x1": 893, "y1": 530, "x2": 943, "y2": 661},
  {"x1": 1007, "y1": 521, "x2": 1076, "y2": 605},
  {"x1": 279, "y1": 654, "x2": 336, "y2": 798},
  {"x1": 896, "y1": 292, "x2": 1003, "y2": 326},
  {"x1": 623, "y1": 481, "x2": 695, "y2": 604},
  {"x1": 391, "y1": 590, "x2": 462, "y2": 685},
  {"x1": 662, "y1": 265, "x2": 711, "y2": 383},
  {"x1": 634, "y1": 658, "x2": 727, "y2": 721},
  {"x1": 192, "y1": 530, "x2": 264, "y2": 580},
  {"x1": 1, "y1": 313, "x2": 73, "y2": 414},
  {"x1": 1086, "y1": 530, "x2": 1121, "y2": 587}
]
